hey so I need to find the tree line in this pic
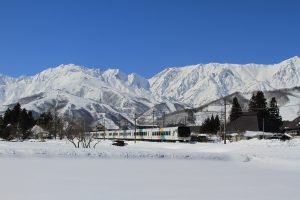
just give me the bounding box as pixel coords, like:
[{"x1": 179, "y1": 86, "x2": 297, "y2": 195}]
[
  {"x1": 229, "y1": 91, "x2": 283, "y2": 132},
  {"x1": 0, "y1": 103, "x2": 35, "y2": 140},
  {"x1": 200, "y1": 91, "x2": 283, "y2": 134},
  {"x1": 200, "y1": 115, "x2": 220, "y2": 134},
  {"x1": 0, "y1": 103, "x2": 97, "y2": 148}
]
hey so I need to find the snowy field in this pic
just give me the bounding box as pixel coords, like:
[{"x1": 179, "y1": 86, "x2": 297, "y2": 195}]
[{"x1": 0, "y1": 139, "x2": 300, "y2": 200}]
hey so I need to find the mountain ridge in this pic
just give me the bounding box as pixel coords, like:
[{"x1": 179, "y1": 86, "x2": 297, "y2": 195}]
[{"x1": 0, "y1": 56, "x2": 299, "y2": 127}]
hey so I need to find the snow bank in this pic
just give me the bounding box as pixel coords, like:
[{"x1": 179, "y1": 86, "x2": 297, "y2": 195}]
[
  {"x1": 1, "y1": 138, "x2": 300, "y2": 163},
  {"x1": 1, "y1": 139, "x2": 300, "y2": 200}
]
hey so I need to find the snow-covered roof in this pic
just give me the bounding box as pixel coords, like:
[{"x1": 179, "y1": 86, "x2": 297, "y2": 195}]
[
  {"x1": 31, "y1": 125, "x2": 49, "y2": 135},
  {"x1": 244, "y1": 131, "x2": 274, "y2": 137}
]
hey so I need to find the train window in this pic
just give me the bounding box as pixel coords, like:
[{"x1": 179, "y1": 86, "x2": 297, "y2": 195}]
[{"x1": 178, "y1": 127, "x2": 191, "y2": 137}]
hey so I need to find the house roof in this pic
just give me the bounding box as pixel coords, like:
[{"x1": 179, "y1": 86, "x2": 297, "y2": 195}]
[
  {"x1": 282, "y1": 116, "x2": 300, "y2": 130},
  {"x1": 226, "y1": 112, "x2": 259, "y2": 132},
  {"x1": 188, "y1": 126, "x2": 201, "y2": 133}
]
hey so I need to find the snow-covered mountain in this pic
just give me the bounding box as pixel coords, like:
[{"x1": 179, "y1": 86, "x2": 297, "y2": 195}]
[
  {"x1": 0, "y1": 65, "x2": 184, "y2": 128},
  {"x1": 150, "y1": 56, "x2": 300, "y2": 107},
  {"x1": 0, "y1": 56, "x2": 300, "y2": 127}
]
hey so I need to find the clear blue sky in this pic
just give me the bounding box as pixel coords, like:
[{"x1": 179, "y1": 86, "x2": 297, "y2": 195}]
[{"x1": 0, "y1": 0, "x2": 299, "y2": 78}]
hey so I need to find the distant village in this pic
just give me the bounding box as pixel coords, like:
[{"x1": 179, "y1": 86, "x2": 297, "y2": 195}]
[{"x1": 0, "y1": 90, "x2": 298, "y2": 144}]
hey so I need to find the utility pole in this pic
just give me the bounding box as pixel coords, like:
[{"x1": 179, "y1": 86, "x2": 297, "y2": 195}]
[
  {"x1": 134, "y1": 113, "x2": 137, "y2": 143},
  {"x1": 118, "y1": 113, "x2": 121, "y2": 130},
  {"x1": 224, "y1": 98, "x2": 227, "y2": 144},
  {"x1": 162, "y1": 112, "x2": 165, "y2": 128},
  {"x1": 53, "y1": 90, "x2": 60, "y2": 140},
  {"x1": 262, "y1": 118, "x2": 265, "y2": 139},
  {"x1": 219, "y1": 110, "x2": 222, "y2": 140},
  {"x1": 53, "y1": 110, "x2": 56, "y2": 140},
  {"x1": 152, "y1": 110, "x2": 155, "y2": 128},
  {"x1": 103, "y1": 117, "x2": 106, "y2": 140},
  {"x1": 16, "y1": 121, "x2": 20, "y2": 142}
]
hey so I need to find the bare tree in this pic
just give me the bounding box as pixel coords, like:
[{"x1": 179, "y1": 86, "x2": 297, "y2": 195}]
[{"x1": 63, "y1": 117, "x2": 99, "y2": 148}]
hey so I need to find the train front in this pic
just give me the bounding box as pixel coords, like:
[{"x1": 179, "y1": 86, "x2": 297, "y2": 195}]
[{"x1": 177, "y1": 126, "x2": 191, "y2": 142}]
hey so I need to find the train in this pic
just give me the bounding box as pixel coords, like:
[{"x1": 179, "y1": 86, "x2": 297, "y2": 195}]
[{"x1": 89, "y1": 126, "x2": 191, "y2": 142}]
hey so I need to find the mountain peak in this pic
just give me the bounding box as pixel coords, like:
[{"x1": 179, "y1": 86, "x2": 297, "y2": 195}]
[
  {"x1": 102, "y1": 68, "x2": 127, "y2": 81},
  {"x1": 37, "y1": 64, "x2": 102, "y2": 79},
  {"x1": 56, "y1": 63, "x2": 84, "y2": 71},
  {"x1": 286, "y1": 56, "x2": 300, "y2": 62},
  {"x1": 278, "y1": 56, "x2": 300, "y2": 66},
  {"x1": 128, "y1": 73, "x2": 150, "y2": 90}
]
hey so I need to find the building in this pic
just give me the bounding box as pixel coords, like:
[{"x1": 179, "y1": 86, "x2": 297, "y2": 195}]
[
  {"x1": 226, "y1": 112, "x2": 260, "y2": 133},
  {"x1": 282, "y1": 116, "x2": 300, "y2": 136}
]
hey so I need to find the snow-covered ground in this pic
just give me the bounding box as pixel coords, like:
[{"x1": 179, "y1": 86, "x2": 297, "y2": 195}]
[{"x1": 0, "y1": 139, "x2": 300, "y2": 200}]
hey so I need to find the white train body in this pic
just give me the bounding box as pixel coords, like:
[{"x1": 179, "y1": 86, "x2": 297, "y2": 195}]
[{"x1": 89, "y1": 126, "x2": 191, "y2": 142}]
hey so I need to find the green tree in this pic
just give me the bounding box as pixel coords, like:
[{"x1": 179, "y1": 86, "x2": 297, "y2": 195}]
[
  {"x1": 0, "y1": 104, "x2": 36, "y2": 140},
  {"x1": 214, "y1": 115, "x2": 220, "y2": 134},
  {"x1": 0, "y1": 116, "x2": 4, "y2": 138},
  {"x1": 11, "y1": 103, "x2": 21, "y2": 124},
  {"x1": 269, "y1": 97, "x2": 280, "y2": 120},
  {"x1": 229, "y1": 97, "x2": 242, "y2": 121},
  {"x1": 248, "y1": 91, "x2": 268, "y2": 114},
  {"x1": 248, "y1": 91, "x2": 269, "y2": 131},
  {"x1": 19, "y1": 109, "x2": 36, "y2": 139},
  {"x1": 3, "y1": 108, "x2": 12, "y2": 126},
  {"x1": 267, "y1": 97, "x2": 283, "y2": 132},
  {"x1": 200, "y1": 115, "x2": 220, "y2": 134},
  {"x1": 200, "y1": 117, "x2": 210, "y2": 133},
  {"x1": 209, "y1": 115, "x2": 215, "y2": 133},
  {"x1": 37, "y1": 112, "x2": 53, "y2": 132}
]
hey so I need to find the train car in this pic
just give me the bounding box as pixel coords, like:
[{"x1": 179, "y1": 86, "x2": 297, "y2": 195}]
[{"x1": 90, "y1": 126, "x2": 191, "y2": 142}]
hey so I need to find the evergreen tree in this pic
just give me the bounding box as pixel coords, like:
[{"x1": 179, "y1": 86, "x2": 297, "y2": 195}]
[
  {"x1": 248, "y1": 94, "x2": 257, "y2": 112},
  {"x1": 201, "y1": 117, "x2": 210, "y2": 133},
  {"x1": 3, "y1": 108, "x2": 12, "y2": 126},
  {"x1": 0, "y1": 116, "x2": 3, "y2": 127},
  {"x1": 11, "y1": 103, "x2": 21, "y2": 124},
  {"x1": 200, "y1": 115, "x2": 220, "y2": 134},
  {"x1": 214, "y1": 115, "x2": 220, "y2": 134},
  {"x1": 0, "y1": 116, "x2": 4, "y2": 138},
  {"x1": 209, "y1": 115, "x2": 215, "y2": 133},
  {"x1": 267, "y1": 97, "x2": 283, "y2": 132},
  {"x1": 269, "y1": 97, "x2": 280, "y2": 120},
  {"x1": 255, "y1": 91, "x2": 268, "y2": 117},
  {"x1": 248, "y1": 92, "x2": 283, "y2": 132},
  {"x1": 229, "y1": 97, "x2": 242, "y2": 121},
  {"x1": 37, "y1": 111, "x2": 53, "y2": 131},
  {"x1": 248, "y1": 91, "x2": 268, "y2": 115},
  {"x1": 0, "y1": 103, "x2": 36, "y2": 140},
  {"x1": 19, "y1": 109, "x2": 36, "y2": 139}
]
